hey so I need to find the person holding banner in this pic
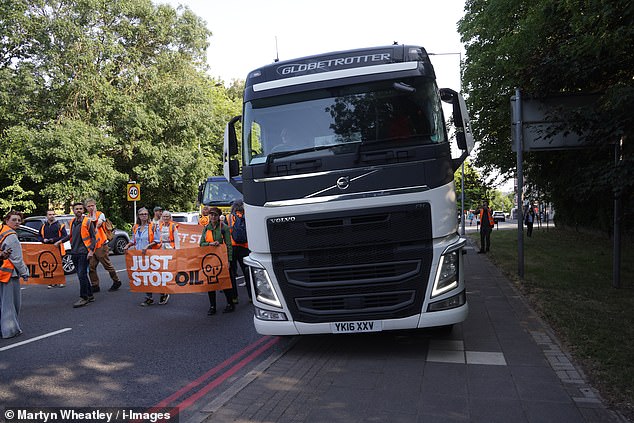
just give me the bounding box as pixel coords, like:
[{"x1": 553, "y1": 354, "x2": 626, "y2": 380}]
[
  {"x1": 39, "y1": 210, "x2": 68, "y2": 288},
  {"x1": 124, "y1": 207, "x2": 161, "y2": 306},
  {"x1": 145, "y1": 210, "x2": 179, "y2": 305},
  {"x1": 0, "y1": 211, "x2": 29, "y2": 338},
  {"x1": 200, "y1": 207, "x2": 236, "y2": 315}
]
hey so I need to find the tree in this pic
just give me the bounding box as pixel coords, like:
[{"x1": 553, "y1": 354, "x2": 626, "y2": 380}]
[
  {"x1": 0, "y1": 0, "x2": 243, "y2": 222},
  {"x1": 454, "y1": 160, "x2": 492, "y2": 212},
  {"x1": 458, "y1": 0, "x2": 634, "y2": 234}
]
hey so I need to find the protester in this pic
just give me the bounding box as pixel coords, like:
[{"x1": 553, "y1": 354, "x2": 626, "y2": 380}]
[
  {"x1": 85, "y1": 198, "x2": 122, "y2": 292},
  {"x1": 200, "y1": 207, "x2": 236, "y2": 315},
  {"x1": 475, "y1": 200, "x2": 494, "y2": 254},
  {"x1": 146, "y1": 210, "x2": 178, "y2": 305},
  {"x1": 0, "y1": 211, "x2": 29, "y2": 338},
  {"x1": 227, "y1": 199, "x2": 251, "y2": 302},
  {"x1": 124, "y1": 207, "x2": 161, "y2": 306},
  {"x1": 199, "y1": 205, "x2": 211, "y2": 227},
  {"x1": 38, "y1": 210, "x2": 68, "y2": 288},
  {"x1": 58, "y1": 203, "x2": 97, "y2": 308},
  {"x1": 152, "y1": 206, "x2": 163, "y2": 226}
]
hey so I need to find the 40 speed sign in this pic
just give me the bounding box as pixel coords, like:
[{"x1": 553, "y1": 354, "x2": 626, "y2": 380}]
[{"x1": 127, "y1": 182, "x2": 141, "y2": 202}]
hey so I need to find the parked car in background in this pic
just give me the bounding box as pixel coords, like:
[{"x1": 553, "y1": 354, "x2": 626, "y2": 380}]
[
  {"x1": 171, "y1": 212, "x2": 199, "y2": 224},
  {"x1": 23, "y1": 215, "x2": 130, "y2": 255},
  {"x1": 493, "y1": 211, "x2": 506, "y2": 223},
  {"x1": 15, "y1": 225, "x2": 76, "y2": 274}
]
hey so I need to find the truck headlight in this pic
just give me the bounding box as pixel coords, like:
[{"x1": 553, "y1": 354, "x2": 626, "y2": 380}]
[
  {"x1": 432, "y1": 250, "x2": 459, "y2": 297},
  {"x1": 251, "y1": 267, "x2": 282, "y2": 308}
]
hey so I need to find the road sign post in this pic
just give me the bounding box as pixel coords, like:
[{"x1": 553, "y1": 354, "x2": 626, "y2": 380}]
[{"x1": 127, "y1": 182, "x2": 141, "y2": 221}]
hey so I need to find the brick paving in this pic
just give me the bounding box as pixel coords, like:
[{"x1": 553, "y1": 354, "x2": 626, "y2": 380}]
[{"x1": 187, "y1": 240, "x2": 629, "y2": 423}]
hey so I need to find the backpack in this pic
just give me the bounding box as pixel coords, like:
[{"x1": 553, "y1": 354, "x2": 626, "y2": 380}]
[
  {"x1": 230, "y1": 213, "x2": 247, "y2": 244},
  {"x1": 103, "y1": 218, "x2": 115, "y2": 241}
]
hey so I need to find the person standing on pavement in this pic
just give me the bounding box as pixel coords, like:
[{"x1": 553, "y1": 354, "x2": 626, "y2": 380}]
[
  {"x1": 525, "y1": 206, "x2": 536, "y2": 237},
  {"x1": 38, "y1": 210, "x2": 68, "y2": 288},
  {"x1": 227, "y1": 199, "x2": 251, "y2": 302},
  {"x1": 476, "y1": 199, "x2": 494, "y2": 254},
  {"x1": 85, "y1": 198, "x2": 122, "y2": 292},
  {"x1": 124, "y1": 207, "x2": 161, "y2": 306},
  {"x1": 0, "y1": 211, "x2": 29, "y2": 338},
  {"x1": 146, "y1": 210, "x2": 178, "y2": 305},
  {"x1": 200, "y1": 207, "x2": 236, "y2": 315}
]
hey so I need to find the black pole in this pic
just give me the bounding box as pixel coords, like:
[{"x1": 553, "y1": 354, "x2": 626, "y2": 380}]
[
  {"x1": 514, "y1": 89, "x2": 524, "y2": 278},
  {"x1": 613, "y1": 138, "x2": 622, "y2": 288}
]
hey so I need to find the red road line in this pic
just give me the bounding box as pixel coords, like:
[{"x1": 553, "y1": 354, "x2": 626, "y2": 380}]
[
  {"x1": 174, "y1": 336, "x2": 281, "y2": 412},
  {"x1": 151, "y1": 336, "x2": 272, "y2": 411}
]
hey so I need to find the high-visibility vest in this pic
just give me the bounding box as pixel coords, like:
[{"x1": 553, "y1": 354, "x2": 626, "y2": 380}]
[
  {"x1": 40, "y1": 221, "x2": 66, "y2": 255},
  {"x1": 92, "y1": 210, "x2": 108, "y2": 248},
  {"x1": 69, "y1": 216, "x2": 94, "y2": 253},
  {"x1": 0, "y1": 225, "x2": 17, "y2": 283},
  {"x1": 480, "y1": 208, "x2": 494, "y2": 227},
  {"x1": 204, "y1": 223, "x2": 226, "y2": 243},
  {"x1": 227, "y1": 213, "x2": 248, "y2": 248},
  {"x1": 132, "y1": 222, "x2": 157, "y2": 249},
  {"x1": 158, "y1": 221, "x2": 178, "y2": 248}
]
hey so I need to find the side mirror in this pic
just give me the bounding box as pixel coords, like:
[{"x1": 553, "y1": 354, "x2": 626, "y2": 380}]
[
  {"x1": 439, "y1": 88, "x2": 474, "y2": 154},
  {"x1": 224, "y1": 115, "x2": 242, "y2": 179}
]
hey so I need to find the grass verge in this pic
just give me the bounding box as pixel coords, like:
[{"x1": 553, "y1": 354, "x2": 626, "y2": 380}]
[{"x1": 469, "y1": 226, "x2": 633, "y2": 419}]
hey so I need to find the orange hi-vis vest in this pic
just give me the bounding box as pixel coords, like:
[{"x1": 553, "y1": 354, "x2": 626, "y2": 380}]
[
  {"x1": 40, "y1": 221, "x2": 66, "y2": 255},
  {"x1": 227, "y1": 213, "x2": 248, "y2": 248},
  {"x1": 93, "y1": 210, "x2": 108, "y2": 248},
  {"x1": 480, "y1": 208, "x2": 494, "y2": 227},
  {"x1": 132, "y1": 222, "x2": 158, "y2": 249},
  {"x1": 69, "y1": 216, "x2": 95, "y2": 253},
  {"x1": 0, "y1": 225, "x2": 16, "y2": 283},
  {"x1": 158, "y1": 221, "x2": 178, "y2": 248}
]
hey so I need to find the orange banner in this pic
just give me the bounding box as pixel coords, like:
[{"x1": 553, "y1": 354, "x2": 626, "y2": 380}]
[
  {"x1": 177, "y1": 223, "x2": 203, "y2": 249},
  {"x1": 125, "y1": 246, "x2": 232, "y2": 293},
  {"x1": 20, "y1": 243, "x2": 66, "y2": 285}
]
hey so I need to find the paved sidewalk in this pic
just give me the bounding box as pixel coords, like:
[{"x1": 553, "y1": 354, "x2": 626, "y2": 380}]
[{"x1": 189, "y1": 241, "x2": 628, "y2": 423}]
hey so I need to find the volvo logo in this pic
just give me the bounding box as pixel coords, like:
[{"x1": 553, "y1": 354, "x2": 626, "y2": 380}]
[
  {"x1": 269, "y1": 216, "x2": 296, "y2": 224},
  {"x1": 336, "y1": 176, "x2": 350, "y2": 190}
]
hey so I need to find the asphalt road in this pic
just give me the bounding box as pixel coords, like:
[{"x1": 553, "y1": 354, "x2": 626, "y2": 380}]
[{"x1": 0, "y1": 253, "x2": 292, "y2": 421}]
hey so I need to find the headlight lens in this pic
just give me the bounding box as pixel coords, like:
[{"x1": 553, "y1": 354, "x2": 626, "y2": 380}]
[
  {"x1": 432, "y1": 250, "x2": 459, "y2": 297},
  {"x1": 251, "y1": 267, "x2": 282, "y2": 308}
]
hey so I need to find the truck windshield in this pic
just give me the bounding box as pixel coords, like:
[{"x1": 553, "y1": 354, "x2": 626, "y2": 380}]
[{"x1": 243, "y1": 78, "x2": 445, "y2": 165}]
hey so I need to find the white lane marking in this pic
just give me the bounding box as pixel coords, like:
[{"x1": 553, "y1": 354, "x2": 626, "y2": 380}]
[{"x1": 0, "y1": 328, "x2": 72, "y2": 352}]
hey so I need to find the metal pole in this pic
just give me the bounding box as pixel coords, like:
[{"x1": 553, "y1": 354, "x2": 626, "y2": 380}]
[
  {"x1": 613, "y1": 137, "x2": 623, "y2": 288},
  {"x1": 513, "y1": 89, "x2": 524, "y2": 278}
]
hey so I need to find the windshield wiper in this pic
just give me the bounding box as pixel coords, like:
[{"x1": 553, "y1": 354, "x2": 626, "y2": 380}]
[{"x1": 265, "y1": 144, "x2": 334, "y2": 172}]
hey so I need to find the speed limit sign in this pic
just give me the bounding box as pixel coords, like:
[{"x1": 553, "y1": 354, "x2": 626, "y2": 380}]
[{"x1": 127, "y1": 183, "x2": 141, "y2": 202}]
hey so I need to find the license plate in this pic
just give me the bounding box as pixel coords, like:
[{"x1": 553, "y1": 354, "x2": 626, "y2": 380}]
[{"x1": 330, "y1": 320, "x2": 382, "y2": 333}]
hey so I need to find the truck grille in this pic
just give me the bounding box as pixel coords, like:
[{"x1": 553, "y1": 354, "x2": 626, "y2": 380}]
[{"x1": 268, "y1": 203, "x2": 433, "y2": 323}]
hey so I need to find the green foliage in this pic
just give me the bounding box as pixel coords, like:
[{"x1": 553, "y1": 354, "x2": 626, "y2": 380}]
[
  {"x1": 0, "y1": 0, "x2": 243, "y2": 222},
  {"x1": 454, "y1": 160, "x2": 493, "y2": 211},
  {"x1": 459, "y1": 0, "x2": 634, "y2": 234}
]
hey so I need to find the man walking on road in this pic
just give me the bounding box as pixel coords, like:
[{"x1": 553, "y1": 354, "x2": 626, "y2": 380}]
[
  {"x1": 85, "y1": 198, "x2": 121, "y2": 292},
  {"x1": 476, "y1": 199, "x2": 494, "y2": 254}
]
